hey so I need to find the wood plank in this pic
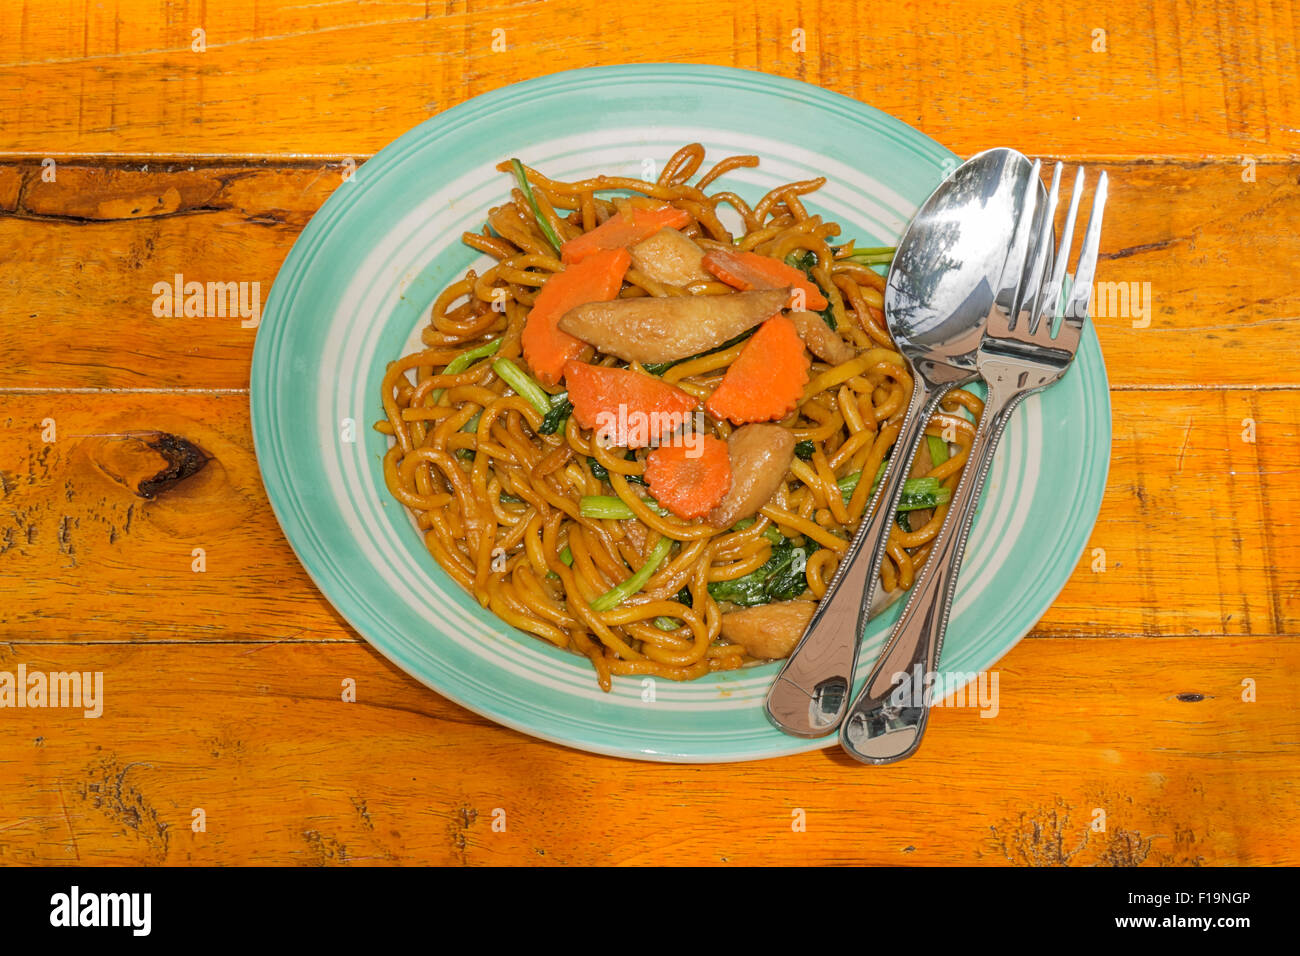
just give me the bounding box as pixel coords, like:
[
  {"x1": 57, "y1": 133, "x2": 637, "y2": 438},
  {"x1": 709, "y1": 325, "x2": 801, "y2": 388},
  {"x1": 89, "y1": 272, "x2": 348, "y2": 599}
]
[
  {"x1": 0, "y1": 392, "x2": 347, "y2": 642},
  {"x1": 1044, "y1": 387, "x2": 1300, "y2": 640},
  {"x1": 0, "y1": 162, "x2": 341, "y2": 390},
  {"x1": 0, "y1": 638, "x2": 1293, "y2": 865},
  {"x1": 2, "y1": 389, "x2": 1296, "y2": 642},
  {"x1": 0, "y1": 0, "x2": 1296, "y2": 160},
  {"x1": 1, "y1": 159, "x2": 1298, "y2": 389}
]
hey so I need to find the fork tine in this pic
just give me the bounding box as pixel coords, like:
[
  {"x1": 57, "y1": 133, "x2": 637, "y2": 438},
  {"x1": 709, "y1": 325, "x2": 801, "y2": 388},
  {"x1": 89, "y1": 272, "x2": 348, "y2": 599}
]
[
  {"x1": 1041, "y1": 167, "x2": 1085, "y2": 335},
  {"x1": 1063, "y1": 170, "x2": 1109, "y2": 324}
]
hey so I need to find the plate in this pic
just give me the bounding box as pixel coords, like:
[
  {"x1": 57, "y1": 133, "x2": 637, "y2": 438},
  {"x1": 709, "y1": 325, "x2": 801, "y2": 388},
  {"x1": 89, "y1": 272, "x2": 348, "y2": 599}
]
[{"x1": 250, "y1": 64, "x2": 1110, "y2": 762}]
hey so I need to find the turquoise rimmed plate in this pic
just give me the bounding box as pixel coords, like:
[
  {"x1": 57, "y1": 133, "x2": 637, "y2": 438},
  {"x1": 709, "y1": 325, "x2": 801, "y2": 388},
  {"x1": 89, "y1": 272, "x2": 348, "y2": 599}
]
[{"x1": 251, "y1": 64, "x2": 1110, "y2": 762}]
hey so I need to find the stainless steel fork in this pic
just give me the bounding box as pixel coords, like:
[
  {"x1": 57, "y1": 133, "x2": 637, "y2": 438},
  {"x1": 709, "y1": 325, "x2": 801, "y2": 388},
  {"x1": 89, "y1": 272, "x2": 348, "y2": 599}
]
[{"x1": 839, "y1": 162, "x2": 1109, "y2": 764}]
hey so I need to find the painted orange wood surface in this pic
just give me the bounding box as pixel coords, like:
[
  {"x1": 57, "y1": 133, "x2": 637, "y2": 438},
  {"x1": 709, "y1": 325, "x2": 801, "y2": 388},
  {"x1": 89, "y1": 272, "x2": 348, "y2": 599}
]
[
  {"x1": 0, "y1": 639, "x2": 1295, "y2": 866},
  {"x1": 1, "y1": 0, "x2": 1297, "y2": 160},
  {"x1": 0, "y1": 0, "x2": 1297, "y2": 866}
]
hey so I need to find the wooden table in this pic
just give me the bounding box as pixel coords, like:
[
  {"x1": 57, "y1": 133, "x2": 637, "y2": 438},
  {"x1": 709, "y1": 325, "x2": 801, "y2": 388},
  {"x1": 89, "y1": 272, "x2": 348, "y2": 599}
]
[{"x1": 1, "y1": 0, "x2": 1296, "y2": 866}]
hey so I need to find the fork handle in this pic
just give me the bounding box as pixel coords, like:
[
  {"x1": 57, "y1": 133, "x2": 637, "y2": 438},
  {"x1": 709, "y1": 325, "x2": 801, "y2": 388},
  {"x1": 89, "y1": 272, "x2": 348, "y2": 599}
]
[{"x1": 839, "y1": 380, "x2": 1023, "y2": 763}]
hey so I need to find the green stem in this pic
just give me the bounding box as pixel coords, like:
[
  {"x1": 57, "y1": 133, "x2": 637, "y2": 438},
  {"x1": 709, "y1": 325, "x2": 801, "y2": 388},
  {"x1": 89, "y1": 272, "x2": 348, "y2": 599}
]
[
  {"x1": 579, "y1": 495, "x2": 668, "y2": 520},
  {"x1": 492, "y1": 357, "x2": 552, "y2": 416},
  {"x1": 510, "y1": 158, "x2": 564, "y2": 257},
  {"x1": 590, "y1": 536, "x2": 674, "y2": 612},
  {"x1": 836, "y1": 469, "x2": 950, "y2": 510},
  {"x1": 927, "y1": 435, "x2": 950, "y2": 466},
  {"x1": 430, "y1": 338, "x2": 502, "y2": 404}
]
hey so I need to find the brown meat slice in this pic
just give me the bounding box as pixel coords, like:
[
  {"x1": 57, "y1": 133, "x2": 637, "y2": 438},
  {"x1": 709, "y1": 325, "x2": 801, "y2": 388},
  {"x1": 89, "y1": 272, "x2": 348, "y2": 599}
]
[
  {"x1": 557, "y1": 288, "x2": 787, "y2": 364},
  {"x1": 707, "y1": 424, "x2": 795, "y2": 528},
  {"x1": 629, "y1": 228, "x2": 712, "y2": 285},
  {"x1": 720, "y1": 601, "x2": 815, "y2": 660},
  {"x1": 788, "y1": 310, "x2": 858, "y2": 365}
]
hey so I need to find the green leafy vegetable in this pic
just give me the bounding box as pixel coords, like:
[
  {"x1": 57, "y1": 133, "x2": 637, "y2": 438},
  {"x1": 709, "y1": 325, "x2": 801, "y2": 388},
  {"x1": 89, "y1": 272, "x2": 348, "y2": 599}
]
[
  {"x1": 559, "y1": 545, "x2": 573, "y2": 566},
  {"x1": 538, "y1": 393, "x2": 572, "y2": 435},
  {"x1": 836, "y1": 461, "x2": 888, "y2": 502},
  {"x1": 587, "y1": 455, "x2": 647, "y2": 486},
  {"x1": 894, "y1": 478, "x2": 951, "y2": 512},
  {"x1": 840, "y1": 245, "x2": 896, "y2": 267},
  {"x1": 836, "y1": 469, "x2": 950, "y2": 511},
  {"x1": 707, "y1": 536, "x2": 813, "y2": 607},
  {"x1": 590, "y1": 536, "x2": 674, "y2": 612},
  {"x1": 927, "y1": 435, "x2": 950, "y2": 466},
  {"x1": 578, "y1": 495, "x2": 669, "y2": 520},
  {"x1": 783, "y1": 250, "x2": 837, "y2": 330},
  {"x1": 431, "y1": 337, "x2": 502, "y2": 404},
  {"x1": 653, "y1": 616, "x2": 680, "y2": 631},
  {"x1": 492, "y1": 357, "x2": 553, "y2": 417},
  {"x1": 794, "y1": 439, "x2": 816, "y2": 461},
  {"x1": 509, "y1": 158, "x2": 564, "y2": 257}
]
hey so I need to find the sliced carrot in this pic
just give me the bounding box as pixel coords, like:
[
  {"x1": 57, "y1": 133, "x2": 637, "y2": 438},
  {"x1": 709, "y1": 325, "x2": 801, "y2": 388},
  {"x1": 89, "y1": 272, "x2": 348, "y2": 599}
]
[
  {"x1": 704, "y1": 314, "x2": 811, "y2": 425},
  {"x1": 563, "y1": 360, "x2": 698, "y2": 449},
  {"x1": 522, "y1": 247, "x2": 630, "y2": 387},
  {"x1": 644, "y1": 436, "x2": 733, "y2": 520},
  {"x1": 560, "y1": 203, "x2": 691, "y2": 265},
  {"x1": 701, "y1": 249, "x2": 829, "y2": 311}
]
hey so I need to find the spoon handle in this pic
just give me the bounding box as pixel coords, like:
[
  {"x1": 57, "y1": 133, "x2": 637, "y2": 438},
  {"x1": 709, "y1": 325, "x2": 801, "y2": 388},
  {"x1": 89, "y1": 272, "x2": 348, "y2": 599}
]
[
  {"x1": 765, "y1": 377, "x2": 949, "y2": 737},
  {"x1": 838, "y1": 383, "x2": 1021, "y2": 763}
]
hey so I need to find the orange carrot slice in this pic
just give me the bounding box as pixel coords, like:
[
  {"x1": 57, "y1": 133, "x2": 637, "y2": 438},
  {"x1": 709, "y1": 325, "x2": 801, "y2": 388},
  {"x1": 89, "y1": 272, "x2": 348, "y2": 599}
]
[
  {"x1": 560, "y1": 204, "x2": 691, "y2": 265},
  {"x1": 701, "y1": 249, "x2": 829, "y2": 311},
  {"x1": 644, "y1": 435, "x2": 733, "y2": 520},
  {"x1": 704, "y1": 314, "x2": 811, "y2": 425},
  {"x1": 563, "y1": 360, "x2": 698, "y2": 449},
  {"x1": 522, "y1": 248, "x2": 631, "y2": 387}
]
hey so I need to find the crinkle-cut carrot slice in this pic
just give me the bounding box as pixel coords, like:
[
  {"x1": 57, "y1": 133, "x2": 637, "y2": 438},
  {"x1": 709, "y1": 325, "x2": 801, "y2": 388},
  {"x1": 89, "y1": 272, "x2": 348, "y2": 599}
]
[
  {"x1": 560, "y1": 204, "x2": 691, "y2": 265},
  {"x1": 644, "y1": 435, "x2": 733, "y2": 520},
  {"x1": 563, "y1": 360, "x2": 697, "y2": 449},
  {"x1": 521, "y1": 247, "x2": 630, "y2": 387},
  {"x1": 704, "y1": 314, "x2": 811, "y2": 425},
  {"x1": 701, "y1": 248, "x2": 829, "y2": 311}
]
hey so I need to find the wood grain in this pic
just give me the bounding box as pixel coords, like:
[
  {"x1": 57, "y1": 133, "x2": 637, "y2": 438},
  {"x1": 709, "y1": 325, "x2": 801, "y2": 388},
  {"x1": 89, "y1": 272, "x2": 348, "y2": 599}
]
[
  {"x1": 0, "y1": 638, "x2": 1293, "y2": 865},
  {"x1": 2, "y1": 0, "x2": 1296, "y2": 869},
  {"x1": 2, "y1": 158, "x2": 1298, "y2": 390},
  {"x1": 1, "y1": 389, "x2": 1295, "y2": 642},
  {"x1": 0, "y1": 0, "x2": 1296, "y2": 160},
  {"x1": 0, "y1": 392, "x2": 348, "y2": 643}
]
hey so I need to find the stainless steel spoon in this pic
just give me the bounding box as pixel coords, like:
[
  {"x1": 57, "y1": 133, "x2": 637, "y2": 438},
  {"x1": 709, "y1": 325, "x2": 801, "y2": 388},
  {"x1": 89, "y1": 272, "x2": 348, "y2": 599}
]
[
  {"x1": 840, "y1": 163, "x2": 1108, "y2": 764},
  {"x1": 766, "y1": 148, "x2": 1038, "y2": 738}
]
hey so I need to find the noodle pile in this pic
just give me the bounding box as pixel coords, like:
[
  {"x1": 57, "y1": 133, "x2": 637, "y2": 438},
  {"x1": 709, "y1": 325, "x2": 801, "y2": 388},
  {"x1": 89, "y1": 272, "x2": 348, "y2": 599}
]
[{"x1": 376, "y1": 144, "x2": 983, "y2": 690}]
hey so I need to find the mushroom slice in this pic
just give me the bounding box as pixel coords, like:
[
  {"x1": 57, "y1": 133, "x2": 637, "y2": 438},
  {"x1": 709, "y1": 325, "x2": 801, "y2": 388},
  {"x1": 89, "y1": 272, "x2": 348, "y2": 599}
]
[
  {"x1": 706, "y1": 424, "x2": 795, "y2": 528},
  {"x1": 720, "y1": 601, "x2": 816, "y2": 660},
  {"x1": 629, "y1": 228, "x2": 712, "y2": 286},
  {"x1": 788, "y1": 310, "x2": 858, "y2": 365},
  {"x1": 557, "y1": 288, "x2": 787, "y2": 365}
]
